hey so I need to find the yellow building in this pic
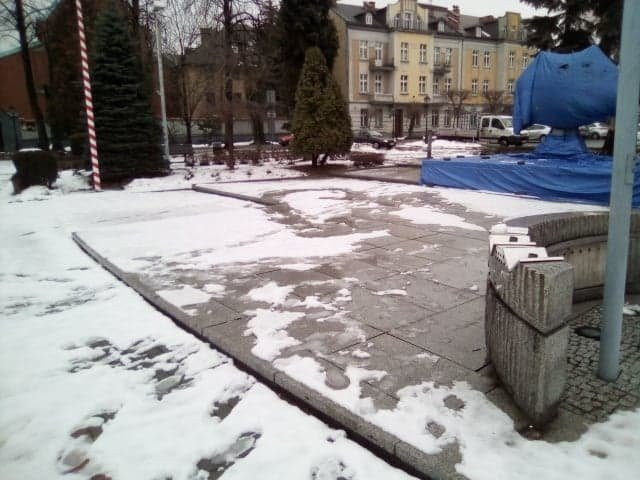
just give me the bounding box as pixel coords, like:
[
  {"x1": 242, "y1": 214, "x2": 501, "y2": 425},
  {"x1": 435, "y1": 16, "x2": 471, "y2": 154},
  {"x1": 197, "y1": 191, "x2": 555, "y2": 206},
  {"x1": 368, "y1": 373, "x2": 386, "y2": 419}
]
[{"x1": 331, "y1": 1, "x2": 537, "y2": 137}]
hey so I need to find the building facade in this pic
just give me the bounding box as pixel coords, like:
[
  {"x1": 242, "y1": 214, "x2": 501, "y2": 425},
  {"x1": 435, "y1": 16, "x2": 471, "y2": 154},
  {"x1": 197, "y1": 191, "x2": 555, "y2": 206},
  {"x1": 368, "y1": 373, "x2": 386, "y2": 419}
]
[{"x1": 330, "y1": 1, "x2": 537, "y2": 137}]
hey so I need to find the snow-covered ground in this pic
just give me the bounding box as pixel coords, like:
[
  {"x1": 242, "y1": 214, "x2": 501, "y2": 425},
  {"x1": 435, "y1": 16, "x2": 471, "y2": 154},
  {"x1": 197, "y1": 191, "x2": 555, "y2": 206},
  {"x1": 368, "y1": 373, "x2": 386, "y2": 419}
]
[
  {"x1": 2, "y1": 162, "x2": 637, "y2": 480},
  {"x1": 127, "y1": 157, "x2": 306, "y2": 192},
  {"x1": 352, "y1": 139, "x2": 481, "y2": 165},
  {"x1": 0, "y1": 162, "x2": 414, "y2": 480}
]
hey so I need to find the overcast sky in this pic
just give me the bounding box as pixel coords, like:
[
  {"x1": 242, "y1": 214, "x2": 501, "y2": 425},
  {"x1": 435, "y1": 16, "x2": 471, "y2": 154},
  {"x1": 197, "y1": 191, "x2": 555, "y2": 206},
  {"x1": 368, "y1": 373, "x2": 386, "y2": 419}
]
[{"x1": 340, "y1": 0, "x2": 547, "y2": 19}]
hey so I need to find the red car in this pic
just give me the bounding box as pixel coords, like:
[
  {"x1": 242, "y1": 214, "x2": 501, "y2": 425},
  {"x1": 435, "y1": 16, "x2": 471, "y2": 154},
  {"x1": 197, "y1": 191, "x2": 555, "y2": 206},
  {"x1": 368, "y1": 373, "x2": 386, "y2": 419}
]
[{"x1": 278, "y1": 133, "x2": 294, "y2": 146}]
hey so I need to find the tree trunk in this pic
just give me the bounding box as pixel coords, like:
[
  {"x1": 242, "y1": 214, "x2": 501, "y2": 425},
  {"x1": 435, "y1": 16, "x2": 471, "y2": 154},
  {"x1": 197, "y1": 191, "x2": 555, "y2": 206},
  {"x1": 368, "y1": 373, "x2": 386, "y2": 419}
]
[
  {"x1": 223, "y1": 0, "x2": 235, "y2": 169},
  {"x1": 311, "y1": 154, "x2": 318, "y2": 167},
  {"x1": 16, "y1": 0, "x2": 49, "y2": 150},
  {"x1": 250, "y1": 112, "x2": 264, "y2": 145},
  {"x1": 184, "y1": 118, "x2": 192, "y2": 145}
]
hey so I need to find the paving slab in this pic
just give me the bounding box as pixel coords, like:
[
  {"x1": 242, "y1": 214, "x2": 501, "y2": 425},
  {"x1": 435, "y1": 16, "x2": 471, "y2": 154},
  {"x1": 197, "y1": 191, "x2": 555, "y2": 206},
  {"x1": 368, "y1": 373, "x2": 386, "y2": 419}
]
[
  {"x1": 365, "y1": 274, "x2": 479, "y2": 313},
  {"x1": 390, "y1": 297, "x2": 488, "y2": 371}
]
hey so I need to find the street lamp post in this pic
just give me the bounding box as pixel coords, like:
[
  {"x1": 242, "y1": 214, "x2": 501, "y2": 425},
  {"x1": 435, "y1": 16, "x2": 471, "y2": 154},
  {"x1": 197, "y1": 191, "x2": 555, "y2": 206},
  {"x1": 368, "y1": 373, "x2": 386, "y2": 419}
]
[
  {"x1": 598, "y1": 0, "x2": 640, "y2": 381},
  {"x1": 153, "y1": 0, "x2": 170, "y2": 162},
  {"x1": 423, "y1": 95, "x2": 432, "y2": 158}
]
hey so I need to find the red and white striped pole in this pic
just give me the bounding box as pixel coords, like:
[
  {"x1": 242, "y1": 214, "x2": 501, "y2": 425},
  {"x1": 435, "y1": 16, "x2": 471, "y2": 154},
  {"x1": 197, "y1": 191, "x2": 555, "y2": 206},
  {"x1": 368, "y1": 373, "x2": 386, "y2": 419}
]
[{"x1": 75, "y1": 0, "x2": 101, "y2": 190}]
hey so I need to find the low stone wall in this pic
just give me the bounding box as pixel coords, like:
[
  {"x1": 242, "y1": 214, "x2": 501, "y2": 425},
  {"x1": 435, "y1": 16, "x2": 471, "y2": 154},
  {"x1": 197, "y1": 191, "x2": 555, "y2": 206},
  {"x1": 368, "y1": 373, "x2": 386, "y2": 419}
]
[
  {"x1": 508, "y1": 211, "x2": 640, "y2": 300},
  {"x1": 486, "y1": 210, "x2": 639, "y2": 426}
]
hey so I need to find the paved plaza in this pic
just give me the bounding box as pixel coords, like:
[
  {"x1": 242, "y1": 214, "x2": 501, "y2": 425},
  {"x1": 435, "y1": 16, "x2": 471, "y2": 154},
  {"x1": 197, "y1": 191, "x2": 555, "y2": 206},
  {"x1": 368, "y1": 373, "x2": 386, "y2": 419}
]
[{"x1": 72, "y1": 167, "x2": 639, "y2": 479}]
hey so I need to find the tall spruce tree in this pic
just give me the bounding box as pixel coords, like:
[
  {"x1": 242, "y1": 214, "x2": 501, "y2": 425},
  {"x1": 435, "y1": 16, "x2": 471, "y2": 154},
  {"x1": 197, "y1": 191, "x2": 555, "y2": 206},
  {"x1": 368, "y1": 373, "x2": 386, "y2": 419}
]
[
  {"x1": 521, "y1": 0, "x2": 622, "y2": 59},
  {"x1": 92, "y1": 3, "x2": 167, "y2": 181},
  {"x1": 291, "y1": 47, "x2": 352, "y2": 167},
  {"x1": 276, "y1": 0, "x2": 338, "y2": 110}
]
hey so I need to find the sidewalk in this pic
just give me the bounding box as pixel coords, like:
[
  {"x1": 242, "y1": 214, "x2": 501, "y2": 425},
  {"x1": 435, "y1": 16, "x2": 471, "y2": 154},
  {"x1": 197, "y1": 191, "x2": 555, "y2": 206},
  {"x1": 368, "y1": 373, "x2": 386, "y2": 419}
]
[{"x1": 73, "y1": 170, "x2": 639, "y2": 479}]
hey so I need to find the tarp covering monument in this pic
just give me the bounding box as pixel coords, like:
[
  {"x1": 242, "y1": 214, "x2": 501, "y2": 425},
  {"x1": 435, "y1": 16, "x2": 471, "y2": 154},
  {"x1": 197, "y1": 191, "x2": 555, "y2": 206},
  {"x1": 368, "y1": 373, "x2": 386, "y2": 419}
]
[{"x1": 421, "y1": 46, "x2": 640, "y2": 207}]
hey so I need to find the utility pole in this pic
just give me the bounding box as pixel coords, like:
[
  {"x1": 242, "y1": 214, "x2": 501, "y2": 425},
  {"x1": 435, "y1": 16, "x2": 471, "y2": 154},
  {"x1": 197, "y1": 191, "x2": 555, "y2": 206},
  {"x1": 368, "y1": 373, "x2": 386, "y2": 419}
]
[
  {"x1": 154, "y1": 0, "x2": 170, "y2": 162},
  {"x1": 598, "y1": 0, "x2": 640, "y2": 381}
]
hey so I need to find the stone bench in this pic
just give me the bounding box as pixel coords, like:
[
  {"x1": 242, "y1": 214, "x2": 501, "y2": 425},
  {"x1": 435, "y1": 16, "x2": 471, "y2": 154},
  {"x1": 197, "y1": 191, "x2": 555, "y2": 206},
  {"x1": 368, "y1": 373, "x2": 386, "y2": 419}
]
[{"x1": 485, "y1": 211, "x2": 640, "y2": 426}]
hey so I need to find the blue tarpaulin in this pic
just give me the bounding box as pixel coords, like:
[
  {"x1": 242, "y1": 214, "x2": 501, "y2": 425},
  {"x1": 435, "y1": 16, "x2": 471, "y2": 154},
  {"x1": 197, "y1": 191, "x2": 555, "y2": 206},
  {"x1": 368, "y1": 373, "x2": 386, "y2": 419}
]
[
  {"x1": 513, "y1": 46, "x2": 618, "y2": 132},
  {"x1": 420, "y1": 153, "x2": 640, "y2": 207}
]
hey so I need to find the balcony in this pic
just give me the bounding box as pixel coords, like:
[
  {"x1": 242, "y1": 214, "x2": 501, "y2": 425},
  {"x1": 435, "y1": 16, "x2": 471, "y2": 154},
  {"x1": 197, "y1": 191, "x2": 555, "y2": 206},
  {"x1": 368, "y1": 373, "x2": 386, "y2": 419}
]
[
  {"x1": 391, "y1": 18, "x2": 428, "y2": 32},
  {"x1": 369, "y1": 58, "x2": 395, "y2": 71},
  {"x1": 371, "y1": 93, "x2": 393, "y2": 104},
  {"x1": 432, "y1": 64, "x2": 452, "y2": 76}
]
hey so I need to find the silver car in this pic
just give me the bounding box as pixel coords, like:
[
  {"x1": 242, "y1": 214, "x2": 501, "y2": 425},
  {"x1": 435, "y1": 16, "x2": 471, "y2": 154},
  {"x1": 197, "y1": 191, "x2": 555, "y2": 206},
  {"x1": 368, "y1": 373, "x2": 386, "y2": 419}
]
[
  {"x1": 579, "y1": 122, "x2": 609, "y2": 139},
  {"x1": 520, "y1": 124, "x2": 551, "y2": 141}
]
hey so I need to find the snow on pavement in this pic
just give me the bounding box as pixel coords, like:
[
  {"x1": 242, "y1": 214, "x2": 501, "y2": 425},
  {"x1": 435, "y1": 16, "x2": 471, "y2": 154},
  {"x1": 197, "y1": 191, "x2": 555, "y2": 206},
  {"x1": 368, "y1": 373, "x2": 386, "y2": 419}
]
[
  {"x1": 3, "y1": 161, "x2": 636, "y2": 480},
  {"x1": 0, "y1": 162, "x2": 414, "y2": 480}
]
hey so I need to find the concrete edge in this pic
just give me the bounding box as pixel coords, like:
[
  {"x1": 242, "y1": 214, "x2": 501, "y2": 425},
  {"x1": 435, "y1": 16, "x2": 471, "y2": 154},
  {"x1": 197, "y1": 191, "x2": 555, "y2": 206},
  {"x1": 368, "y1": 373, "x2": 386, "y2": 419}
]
[
  {"x1": 192, "y1": 184, "x2": 278, "y2": 206},
  {"x1": 71, "y1": 231, "x2": 462, "y2": 480},
  {"x1": 327, "y1": 171, "x2": 421, "y2": 186},
  {"x1": 195, "y1": 175, "x2": 310, "y2": 185}
]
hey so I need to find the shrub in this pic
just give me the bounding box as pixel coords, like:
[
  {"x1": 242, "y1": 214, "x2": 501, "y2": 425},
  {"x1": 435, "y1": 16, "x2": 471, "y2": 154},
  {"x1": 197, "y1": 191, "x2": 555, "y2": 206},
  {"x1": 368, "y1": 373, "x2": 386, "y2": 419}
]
[
  {"x1": 69, "y1": 132, "x2": 85, "y2": 156},
  {"x1": 12, "y1": 150, "x2": 58, "y2": 193},
  {"x1": 351, "y1": 152, "x2": 384, "y2": 167}
]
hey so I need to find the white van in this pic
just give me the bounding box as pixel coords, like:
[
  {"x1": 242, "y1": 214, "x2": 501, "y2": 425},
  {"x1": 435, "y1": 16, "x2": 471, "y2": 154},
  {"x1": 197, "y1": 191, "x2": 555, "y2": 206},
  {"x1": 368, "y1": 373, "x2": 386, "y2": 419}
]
[{"x1": 478, "y1": 115, "x2": 526, "y2": 146}]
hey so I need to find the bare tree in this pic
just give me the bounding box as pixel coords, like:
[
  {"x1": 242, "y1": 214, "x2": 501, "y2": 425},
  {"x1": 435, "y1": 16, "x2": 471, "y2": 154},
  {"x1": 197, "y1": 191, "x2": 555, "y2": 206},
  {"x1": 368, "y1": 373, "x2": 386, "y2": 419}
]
[
  {"x1": 483, "y1": 90, "x2": 505, "y2": 115},
  {"x1": 161, "y1": 0, "x2": 219, "y2": 145},
  {"x1": 0, "y1": 0, "x2": 50, "y2": 150},
  {"x1": 446, "y1": 89, "x2": 470, "y2": 128}
]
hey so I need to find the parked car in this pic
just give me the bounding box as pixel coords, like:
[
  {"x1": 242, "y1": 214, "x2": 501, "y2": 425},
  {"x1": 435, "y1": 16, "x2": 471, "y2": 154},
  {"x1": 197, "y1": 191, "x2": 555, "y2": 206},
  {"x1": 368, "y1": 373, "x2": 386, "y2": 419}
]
[
  {"x1": 278, "y1": 133, "x2": 294, "y2": 147},
  {"x1": 520, "y1": 124, "x2": 551, "y2": 142},
  {"x1": 353, "y1": 130, "x2": 396, "y2": 149},
  {"x1": 579, "y1": 122, "x2": 609, "y2": 139},
  {"x1": 478, "y1": 115, "x2": 526, "y2": 146}
]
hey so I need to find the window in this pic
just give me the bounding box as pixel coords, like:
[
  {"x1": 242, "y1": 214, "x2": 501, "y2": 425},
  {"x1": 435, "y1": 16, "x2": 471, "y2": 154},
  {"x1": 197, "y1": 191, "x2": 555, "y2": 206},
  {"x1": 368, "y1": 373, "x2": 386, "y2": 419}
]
[
  {"x1": 522, "y1": 53, "x2": 529, "y2": 69},
  {"x1": 483, "y1": 51, "x2": 491, "y2": 68},
  {"x1": 414, "y1": 112, "x2": 421, "y2": 126},
  {"x1": 507, "y1": 79, "x2": 514, "y2": 94},
  {"x1": 400, "y1": 42, "x2": 409, "y2": 62},
  {"x1": 491, "y1": 118, "x2": 503, "y2": 129},
  {"x1": 400, "y1": 75, "x2": 408, "y2": 94},
  {"x1": 471, "y1": 78, "x2": 478, "y2": 95},
  {"x1": 434, "y1": 47, "x2": 441, "y2": 65},
  {"x1": 374, "y1": 74, "x2": 382, "y2": 93},
  {"x1": 508, "y1": 51, "x2": 515, "y2": 68},
  {"x1": 419, "y1": 44, "x2": 427, "y2": 63},
  {"x1": 470, "y1": 112, "x2": 478, "y2": 128},
  {"x1": 374, "y1": 108, "x2": 383, "y2": 128},
  {"x1": 404, "y1": 12, "x2": 412, "y2": 29},
  {"x1": 444, "y1": 77, "x2": 451, "y2": 93},
  {"x1": 359, "y1": 40, "x2": 368, "y2": 60},
  {"x1": 431, "y1": 110, "x2": 439, "y2": 127},
  {"x1": 432, "y1": 77, "x2": 439, "y2": 95},
  {"x1": 472, "y1": 49, "x2": 478, "y2": 67},
  {"x1": 375, "y1": 42, "x2": 383, "y2": 61},
  {"x1": 481, "y1": 117, "x2": 490, "y2": 128},
  {"x1": 359, "y1": 73, "x2": 369, "y2": 93},
  {"x1": 444, "y1": 109, "x2": 451, "y2": 127},
  {"x1": 445, "y1": 48, "x2": 452, "y2": 66},
  {"x1": 360, "y1": 109, "x2": 369, "y2": 128},
  {"x1": 438, "y1": 20, "x2": 445, "y2": 32},
  {"x1": 419, "y1": 75, "x2": 427, "y2": 94},
  {"x1": 365, "y1": 13, "x2": 373, "y2": 25},
  {"x1": 482, "y1": 79, "x2": 489, "y2": 94}
]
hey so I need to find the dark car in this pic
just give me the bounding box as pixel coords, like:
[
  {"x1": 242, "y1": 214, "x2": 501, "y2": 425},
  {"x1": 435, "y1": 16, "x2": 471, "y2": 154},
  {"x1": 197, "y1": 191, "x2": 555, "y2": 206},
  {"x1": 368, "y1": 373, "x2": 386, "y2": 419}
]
[{"x1": 353, "y1": 130, "x2": 396, "y2": 149}]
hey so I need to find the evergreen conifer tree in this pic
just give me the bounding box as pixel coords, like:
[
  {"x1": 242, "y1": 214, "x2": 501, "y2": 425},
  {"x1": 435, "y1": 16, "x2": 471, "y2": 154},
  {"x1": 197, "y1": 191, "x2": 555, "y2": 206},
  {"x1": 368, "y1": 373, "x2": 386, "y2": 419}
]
[
  {"x1": 291, "y1": 47, "x2": 352, "y2": 167},
  {"x1": 276, "y1": 0, "x2": 338, "y2": 110},
  {"x1": 92, "y1": 3, "x2": 167, "y2": 181}
]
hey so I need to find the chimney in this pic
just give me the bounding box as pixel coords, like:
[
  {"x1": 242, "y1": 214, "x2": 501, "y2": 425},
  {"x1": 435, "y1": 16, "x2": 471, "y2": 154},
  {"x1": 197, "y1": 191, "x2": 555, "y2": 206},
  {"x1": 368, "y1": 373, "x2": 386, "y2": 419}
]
[
  {"x1": 446, "y1": 5, "x2": 460, "y2": 29},
  {"x1": 363, "y1": 1, "x2": 375, "y2": 11}
]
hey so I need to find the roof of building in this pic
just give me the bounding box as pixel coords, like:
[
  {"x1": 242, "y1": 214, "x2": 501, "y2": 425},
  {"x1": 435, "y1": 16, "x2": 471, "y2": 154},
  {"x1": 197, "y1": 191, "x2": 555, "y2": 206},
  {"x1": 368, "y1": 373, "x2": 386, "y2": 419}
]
[{"x1": 333, "y1": 2, "x2": 524, "y2": 41}]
